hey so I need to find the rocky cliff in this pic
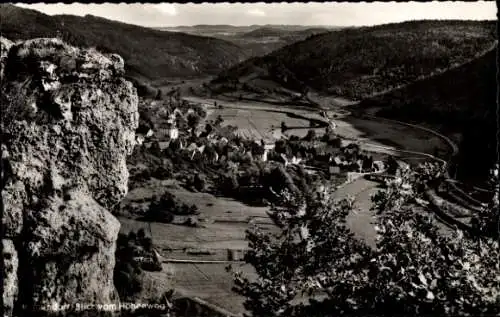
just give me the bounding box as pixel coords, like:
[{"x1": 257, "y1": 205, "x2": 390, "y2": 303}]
[{"x1": 1, "y1": 38, "x2": 139, "y2": 316}]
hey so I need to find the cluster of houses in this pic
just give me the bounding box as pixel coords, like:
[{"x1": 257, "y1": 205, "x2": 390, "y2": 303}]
[
  {"x1": 137, "y1": 99, "x2": 209, "y2": 145},
  {"x1": 143, "y1": 125, "x2": 385, "y2": 182},
  {"x1": 138, "y1": 98, "x2": 387, "y2": 182},
  {"x1": 281, "y1": 140, "x2": 385, "y2": 176}
]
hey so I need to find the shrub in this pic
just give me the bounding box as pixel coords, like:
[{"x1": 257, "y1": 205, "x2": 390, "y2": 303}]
[
  {"x1": 303, "y1": 129, "x2": 316, "y2": 141},
  {"x1": 193, "y1": 173, "x2": 207, "y2": 192},
  {"x1": 281, "y1": 121, "x2": 288, "y2": 132},
  {"x1": 218, "y1": 172, "x2": 240, "y2": 196},
  {"x1": 145, "y1": 197, "x2": 174, "y2": 223},
  {"x1": 154, "y1": 165, "x2": 172, "y2": 180},
  {"x1": 470, "y1": 165, "x2": 499, "y2": 238},
  {"x1": 114, "y1": 233, "x2": 144, "y2": 299},
  {"x1": 187, "y1": 112, "x2": 201, "y2": 130},
  {"x1": 137, "y1": 228, "x2": 146, "y2": 240}
]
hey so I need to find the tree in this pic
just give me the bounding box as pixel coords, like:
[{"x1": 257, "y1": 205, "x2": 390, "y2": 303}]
[
  {"x1": 146, "y1": 194, "x2": 175, "y2": 223},
  {"x1": 385, "y1": 155, "x2": 399, "y2": 175},
  {"x1": 189, "y1": 204, "x2": 200, "y2": 215},
  {"x1": 303, "y1": 129, "x2": 316, "y2": 141},
  {"x1": 326, "y1": 136, "x2": 342, "y2": 148},
  {"x1": 187, "y1": 112, "x2": 201, "y2": 130},
  {"x1": 219, "y1": 171, "x2": 240, "y2": 196},
  {"x1": 215, "y1": 115, "x2": 224, "y2": 126},
  {"x1": 155, "y1": 89, "x2": 163, "y2": 100},
  {"x1": 281, "y1": 121, "x2": 288, "y2": 132},
  {"x1": 471, "y1": 164, "x2": 499, "y2": 238},
  {"x1": 262, "y1": 165, "x2": 299, "y2": 199},
  {"x1": 275, "y1": 139, "x2": 287, "y2": 154},
  {"x1": 137, "y1": 110, "x2": 154, "y2": 135},
  {"x1": 150, "y1": 141, "x2": 163, "y2": 157},
  {"x1": 371, "y1": 166, "x2": 415, "y2": 214},
  {"x1": 174, "y1": 88, "x2": 181, "y2": 103},
  {"x1": 193, "y1": 173, "x2": 207, "y2": 192},
  {"x1": 230, "y1": 163, "x2": 500, "y2": 317},
  {"x1": 114, "y1": 233, "x2": 145, "y2": 299},
  {"x1": 251, "y1": 142, "x2": 265, "y2": 157},
  {"x1": 176, "y1": 115, "x2": 187, "y2": 131},
  {"x1": 204, "y1": 123, "x2": 213, "y2": 135},
  {"x1": 195, "y1": 106, "x2": 207, "y2": 119},
  {"x1": 142, "y1": 237, "x2": 153, "y2": 252},
  {"x1": 137, "y1": 228, "x2": 146, "y2": 240},
  {"x1": 362, "y1": 155, "x2": 373, "y2": 171}
]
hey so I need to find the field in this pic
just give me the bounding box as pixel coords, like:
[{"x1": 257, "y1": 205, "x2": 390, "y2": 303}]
[
  {"x1": 123, "y1": 179, "x2": 271, "y2": 220},
  {"x1": 118, "y1": 182, "x2": 276, "y2": 315},
  {"x1": 144, "y1": 175, "x2": 438, "y2": 254},
  {"x1": 343, "y1": 117, "x2": 450, "y2": 155},
  {"x1": 208, "y1": 107, "x2": 308, "y2": 142},
  {"x1": 165, "y1": 262, "x2": 256, "y2": 313},
  {"x1": 120, "y1": 181, "x2": 276, "y2": 254}
]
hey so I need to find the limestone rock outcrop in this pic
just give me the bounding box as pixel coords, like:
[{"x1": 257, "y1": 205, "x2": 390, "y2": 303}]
[
  {"x1": 1, "y1": 37, "x2": 138, "y2": 316},
  {"x1": 0, "y1": 37, "x2": 14, "y2": 81}
]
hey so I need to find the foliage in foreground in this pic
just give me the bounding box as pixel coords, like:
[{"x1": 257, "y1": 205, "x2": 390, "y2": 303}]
[{"x1": 231, "y1": 163, "x2": 500, "y2": 317}]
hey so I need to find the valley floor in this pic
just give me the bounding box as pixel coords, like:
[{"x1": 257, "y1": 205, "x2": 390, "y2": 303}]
[{"x1": 120, "y1": 92, "x2": 479, "y2": 315}]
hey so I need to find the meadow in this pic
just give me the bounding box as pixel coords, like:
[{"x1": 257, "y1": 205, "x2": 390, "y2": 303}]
[
  {"x1": 119, "y1": 181, "x2": 276, "y2": 254},
  {"x1": 208, "y1": 107, "x2": 307, "y2": 142},
  {"x1": 165, "y1": 262, "x2": 256, "y2": 313},
  {"x1": 118, "y1": 183, "x2": 275, "y2": 314}
]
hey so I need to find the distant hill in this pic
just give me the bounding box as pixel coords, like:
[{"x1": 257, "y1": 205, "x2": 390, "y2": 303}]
[
  {"x1": 227, "y1": 27, "x2": 333, "y2": 57},
  {"x1": 157, "y1": 25, "x2": 256, "y2": 37},
  {"x1": 0, "y1": 4, "x2": 250, "y2": 80},
  {"x1": 241, "y1": 27, "x2": 329, "y2": 39},
  {"x1": 360, "y1": 46, "x2": 497, "y2": 184},
  {"x1": 241, "y1": 27, "x2": 293, "y2": 38},
  {"x1": 212, "y1": 20, "x2": 496, "y2": 99},
  {"x1": 361, "y1": 47, "x2": 496, "y2": 132},
  {"x1": 248, "y1": 25, "x2": 342, "y2": 32},
  {"x1": 159, "y1": 25, "x2": 339, "y2": 35},
  {"x1": 158, "y1": 25, "x2": 337, "y2": 57}
]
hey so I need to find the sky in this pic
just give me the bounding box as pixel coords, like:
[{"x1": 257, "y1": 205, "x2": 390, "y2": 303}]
[{"x1": 15, "y1": 2, "x2": 496, "y2": 27}]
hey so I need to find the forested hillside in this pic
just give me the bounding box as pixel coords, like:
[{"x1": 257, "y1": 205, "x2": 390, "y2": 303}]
[
  {"x1": 361, "y1": 47, "x2": 497, "y2": 184},
  {"x1": 213, "y1": 20, "x2": 496, "y2": 99}
]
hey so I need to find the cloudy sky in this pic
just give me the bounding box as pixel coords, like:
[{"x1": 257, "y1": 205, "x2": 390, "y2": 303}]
[{"x1": 16, "y1": 2, "x2": 496, "y2": 27}]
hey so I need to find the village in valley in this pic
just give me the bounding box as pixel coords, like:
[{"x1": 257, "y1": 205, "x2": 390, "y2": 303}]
[{"x1": 1, "y1": 2, "x2": 498, "y2": 317}]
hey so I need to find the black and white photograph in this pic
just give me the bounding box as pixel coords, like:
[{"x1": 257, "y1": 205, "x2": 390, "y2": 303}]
[{"x1": 0, "y1": 1, "x2": 498, "y2": 317}]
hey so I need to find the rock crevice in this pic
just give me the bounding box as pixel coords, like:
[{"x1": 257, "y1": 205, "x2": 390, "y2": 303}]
[{"x1": 1, "y1": 37, "x2": 138, "y2": 316}]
